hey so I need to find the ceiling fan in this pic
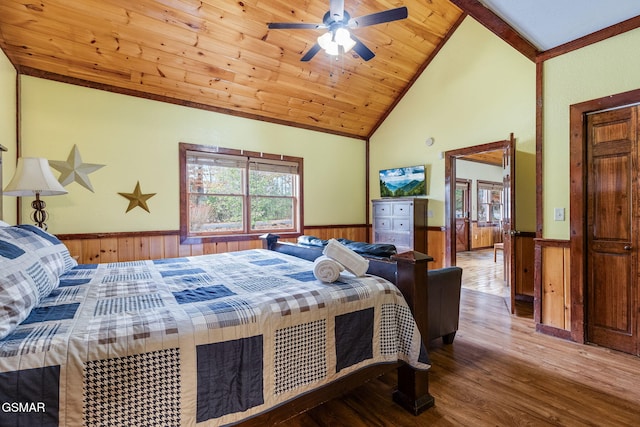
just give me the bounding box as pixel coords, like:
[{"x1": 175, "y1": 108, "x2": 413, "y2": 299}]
[{"x1": 267, "y1": 0, "x2": 408, "y2": 62}]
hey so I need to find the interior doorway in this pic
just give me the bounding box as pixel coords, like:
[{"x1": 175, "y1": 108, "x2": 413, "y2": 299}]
[
  {"x1": 445, "y1": 136, "x2": 517, "y2": 312},
  {"x1": 453, "y1": 153, "x2": 505, "y2": 299}
]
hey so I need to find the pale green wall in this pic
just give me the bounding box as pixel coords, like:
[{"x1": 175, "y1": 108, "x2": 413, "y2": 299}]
[
  {"x1": 543, "y1": 27, "x2": 640, "y2": 240},
  {"x1": 20, "y1": 77, "x2": 366, "y2": 234},
  {"x1": 0, "y1": 48, "x2": 17, "y2": 224},
  {"x1": 370, "y1": 17, "x2": 537, "y2": 230}
]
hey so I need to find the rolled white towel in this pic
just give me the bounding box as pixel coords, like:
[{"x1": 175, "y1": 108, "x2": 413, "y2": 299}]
[
  {"x1": 323, "y1": 238, "x2": 369, "y2": 277},
  {"x1": 313, "y1": 255, "x2": 344, "y2": 283}
]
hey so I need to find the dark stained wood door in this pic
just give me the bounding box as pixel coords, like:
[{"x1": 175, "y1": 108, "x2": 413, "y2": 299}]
[
  {"x1": 586, "y1": 107, "x2": 639, "y2": 355},
  {"x1": 455, "y1": 179, "x2": 471, "y2": 252},
  {"x1": 455, "y1": 219, "x2": 469, "y2": 252},
  {"x1": 502, "y1": 135, "x2": 516, "y2": 314}
]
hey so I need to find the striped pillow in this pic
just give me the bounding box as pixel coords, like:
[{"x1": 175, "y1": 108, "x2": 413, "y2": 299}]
[
  {"x1": 0, "y1": 238, "x2": 55, "y2": 339},
  {"x1": 15, "y1": 225, "x2": 77, "y2": 280}
]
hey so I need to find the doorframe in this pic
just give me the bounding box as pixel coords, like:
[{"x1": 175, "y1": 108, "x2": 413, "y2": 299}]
[
  {"x1": 444, "y1": 138, "x2": 513, "y2": 266},
  {"x1": 569, "y1": 88, "x2": 640, "y2": 344}
]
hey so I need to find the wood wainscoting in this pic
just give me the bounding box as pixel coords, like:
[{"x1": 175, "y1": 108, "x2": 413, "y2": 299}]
[
  {"x1": 58, "y1": 225, "x2": 447, "y2": 269},
  {"x1": 57, "y1": 225, "x2": 366, "y2": 265},
  {"x1": 534, "y1": 238, "x2": 571, "y2": 339}
]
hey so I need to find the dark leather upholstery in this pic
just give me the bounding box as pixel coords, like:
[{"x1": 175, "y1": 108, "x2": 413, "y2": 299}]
[{"x1": 427, "y1": 266, "x2": 463, "y2": 345}]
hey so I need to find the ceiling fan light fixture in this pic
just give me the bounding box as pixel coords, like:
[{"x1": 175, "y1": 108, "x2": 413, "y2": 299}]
[
  {"x1": 318, "y1": 28, "x2": 355, "y2": 55},
  {"x1": 335, "y1": 28, "x2": 356, "y2": 52},
  {"x1": 325, "y1": 41, "x2": 340, "y2": 56},
  {"x1": 317, "y1": 32, "x2": 333, "y2": 49},
  {"x1": 268, "y1": 4, "x2": 408, "y2": 62},
  {"x1": 318, "y1": 31, "x2": 340, "y2": 55}
]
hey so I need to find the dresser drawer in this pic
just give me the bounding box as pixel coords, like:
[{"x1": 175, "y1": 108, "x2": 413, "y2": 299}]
[
  {"x1": 374, "y1": 202, "x2": 392, "y2": 217},
  {"x1": 374, "y1": 217, "x2": 392, "y2": 231},
  {"x1": 392, "y1": 202, "x2": 412, "y2": 217},
  {"x1": 392, "y1": 218, "x2": 413, "y2": 231},
  {"x1": 374, "y1": 231, "x2": 412, "y2": 249}
]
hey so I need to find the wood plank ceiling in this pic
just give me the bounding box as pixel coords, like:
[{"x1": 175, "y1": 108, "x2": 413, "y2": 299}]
[{"x1": 0, "y1": 0, "x2": 465, "y2": 139}]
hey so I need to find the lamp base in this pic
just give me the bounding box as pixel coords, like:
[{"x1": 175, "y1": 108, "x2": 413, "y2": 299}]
[{"x1": 31, "y1": 193, "x2": 48, "y2": 230}]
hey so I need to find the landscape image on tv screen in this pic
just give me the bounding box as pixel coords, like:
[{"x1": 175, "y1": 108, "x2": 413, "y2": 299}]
[{"x1": 379, "y1": 165, "x2": 426, "y2": 197}]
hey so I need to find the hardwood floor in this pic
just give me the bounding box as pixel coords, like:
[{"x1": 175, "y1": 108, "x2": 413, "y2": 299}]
[
  {"x1": 280, "y1": 251, "x2": 640, "y2": 426},
  {"x1": 456, "y1": 248, "x2": 507, "y2": 298}
]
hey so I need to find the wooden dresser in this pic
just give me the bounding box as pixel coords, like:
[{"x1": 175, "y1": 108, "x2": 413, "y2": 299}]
[{"x1": 372, "y1": 197, "x2": 428, "y2": 254}]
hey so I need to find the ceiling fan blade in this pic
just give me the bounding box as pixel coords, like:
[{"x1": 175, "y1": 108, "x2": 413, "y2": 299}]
[
  {"x1": 329, "y1": 0, "x2": 345, "y2": 22},
  {"x1": 268, "y1": 22, "x2": 323, "y2": 30},
  {"x1": 349, "y1": 6, "x2": 408, "y2": 28},
  {"x1": 301, "y1": 43, "x2": 322, "y2": 62},
  {"x1": 350, "y1": 36, "x2": 375, "y2": 61}
]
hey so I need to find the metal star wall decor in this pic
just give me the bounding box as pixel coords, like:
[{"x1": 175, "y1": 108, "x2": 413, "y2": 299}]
[
  {"x1": 118, "y1": 181, "x2": 156, "y2": 213},
  {"x1": 49, "y1": 145, "x2": 105, "y2": 192}
]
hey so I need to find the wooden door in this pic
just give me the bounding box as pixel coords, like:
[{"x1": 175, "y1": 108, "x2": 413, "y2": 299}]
[
  {"x1": 586, "y1": 107, "x2": 639, "y2": 355},
  {"x1": 455, "y1": 219, "x2": 468, "y2": 251},
  {"x1": 455, "y1": 180, "x2": 470, "y2": 252},
  {"x1": 502, "y1": 135, "x2": 516, "y2": 313}
]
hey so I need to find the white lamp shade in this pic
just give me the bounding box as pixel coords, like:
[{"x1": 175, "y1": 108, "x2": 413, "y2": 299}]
[{"x1": 3, "y1": 157, "x2": 68, "y2": 196}]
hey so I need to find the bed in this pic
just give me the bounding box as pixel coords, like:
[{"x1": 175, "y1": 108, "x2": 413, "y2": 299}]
[{"x1": 0, "y1": 225, "x2": 434, "y2": 426}]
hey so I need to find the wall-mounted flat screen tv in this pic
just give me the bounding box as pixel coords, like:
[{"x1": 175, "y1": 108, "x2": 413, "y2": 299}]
[{"x1": 379, "y1": 165, "x2": 426, "y2": 197}]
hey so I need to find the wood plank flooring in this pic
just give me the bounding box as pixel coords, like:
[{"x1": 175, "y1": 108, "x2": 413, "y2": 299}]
[
  {"x1": 456, "y1": 248, "x2": 507, "y2": 298},
  {"x1": 280, "y1": 250, "x2": 640, "y2": 426}
]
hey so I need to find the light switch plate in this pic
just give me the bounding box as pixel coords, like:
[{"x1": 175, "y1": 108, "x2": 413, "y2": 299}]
[{"x1": 554, "y1": 207, "x2": 565, "y2": 221}]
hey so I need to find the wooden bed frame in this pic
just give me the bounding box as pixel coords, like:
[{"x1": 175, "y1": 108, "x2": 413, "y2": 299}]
[{"x1": 241, "y1": 234, "x2": 435, "y2": 425}]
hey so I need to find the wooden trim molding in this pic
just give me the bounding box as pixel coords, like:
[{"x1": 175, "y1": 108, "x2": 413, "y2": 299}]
[
  {"x1": 537, "y1": 15, "x2": 640, "y2": 62},
  {"x1": 448, "y1": 0, "x2": 539, "y2": 61},
  {"x1": 444, "y1": 138, "x2": 512, "y2": 266},
  {"x1": 535, "y1": 61, "x2": 544, "y2": 239}
]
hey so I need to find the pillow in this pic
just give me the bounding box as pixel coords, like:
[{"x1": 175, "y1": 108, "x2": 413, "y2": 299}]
[
  {"x1": 11, "y1": 225, "x2": 77, "y2": 279},
  {"x1": 0, "y1": 240, "x2": 55, "y2": 339},
  {"x1": 297, "y1": 235, "x2": 327, "y2": 247},
  {"x1": 342, "y1": 241, "x2": 397, "y2": 258},
  {"x1": 0, "y1": 220, "x2": 10, "y2": 227}
]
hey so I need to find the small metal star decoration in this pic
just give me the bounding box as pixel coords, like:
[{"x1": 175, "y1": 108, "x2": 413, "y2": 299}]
[
  {"x1": 118, "y1": 181, "x2": 156, "y2": 213},
  {"x1": 49, "y1": 145, "x2": 105, "y2": 192}
]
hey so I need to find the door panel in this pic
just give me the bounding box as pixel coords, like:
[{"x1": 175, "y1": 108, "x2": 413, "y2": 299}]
[
  {"x1": 503, "y1": 135, "x2": 516, "y2": 313},
  {"x1": 455, "y1": 180, "x2": 470, "y2": 252},
  {"x1": 586, "y1": 107, "x2": 638, "y2": 355},
  {"x1": 455, "y1": 219, "x2": 469, "y2": 252}
]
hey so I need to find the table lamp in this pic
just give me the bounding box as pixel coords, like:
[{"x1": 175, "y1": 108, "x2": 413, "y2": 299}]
[{"x1": 3, "y1": 157, "x2": 68, "y2": 230}]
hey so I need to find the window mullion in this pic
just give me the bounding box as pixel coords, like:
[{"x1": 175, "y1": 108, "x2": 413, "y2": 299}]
[{"x1": 244, "y1": 161, "x2": 250, "y2": 234}]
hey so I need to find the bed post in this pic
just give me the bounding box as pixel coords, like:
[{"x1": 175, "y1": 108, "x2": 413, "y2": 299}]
[
  {"x1": 391, "y1": 251, "x2": 435, "y2": 415},
  {"x1": 261, "y1": 233, "x2": 280, "y2": 250}
]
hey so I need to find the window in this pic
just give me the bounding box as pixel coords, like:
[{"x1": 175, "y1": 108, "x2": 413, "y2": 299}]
[
  {"x1": 180, "y1": 143, "x2": 302, "y2": 243},
  {"x1": 477, "y1": 180, "x2": 503, "y2": 224}
]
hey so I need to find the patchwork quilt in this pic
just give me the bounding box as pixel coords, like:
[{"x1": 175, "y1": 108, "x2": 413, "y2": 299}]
[{"x1": 0, "y1": 249, "x2": 430, "y2": 426}]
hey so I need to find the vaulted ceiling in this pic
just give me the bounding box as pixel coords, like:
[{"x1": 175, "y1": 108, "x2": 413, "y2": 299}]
[{"x1": 1, "y1": 1, "x2": 639, "y2": 139}]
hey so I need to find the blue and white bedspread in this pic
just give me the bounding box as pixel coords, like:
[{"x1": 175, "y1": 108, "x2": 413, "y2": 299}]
[{"x1": 0, "y1": 249, "x2": 430, "y2": 426}]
